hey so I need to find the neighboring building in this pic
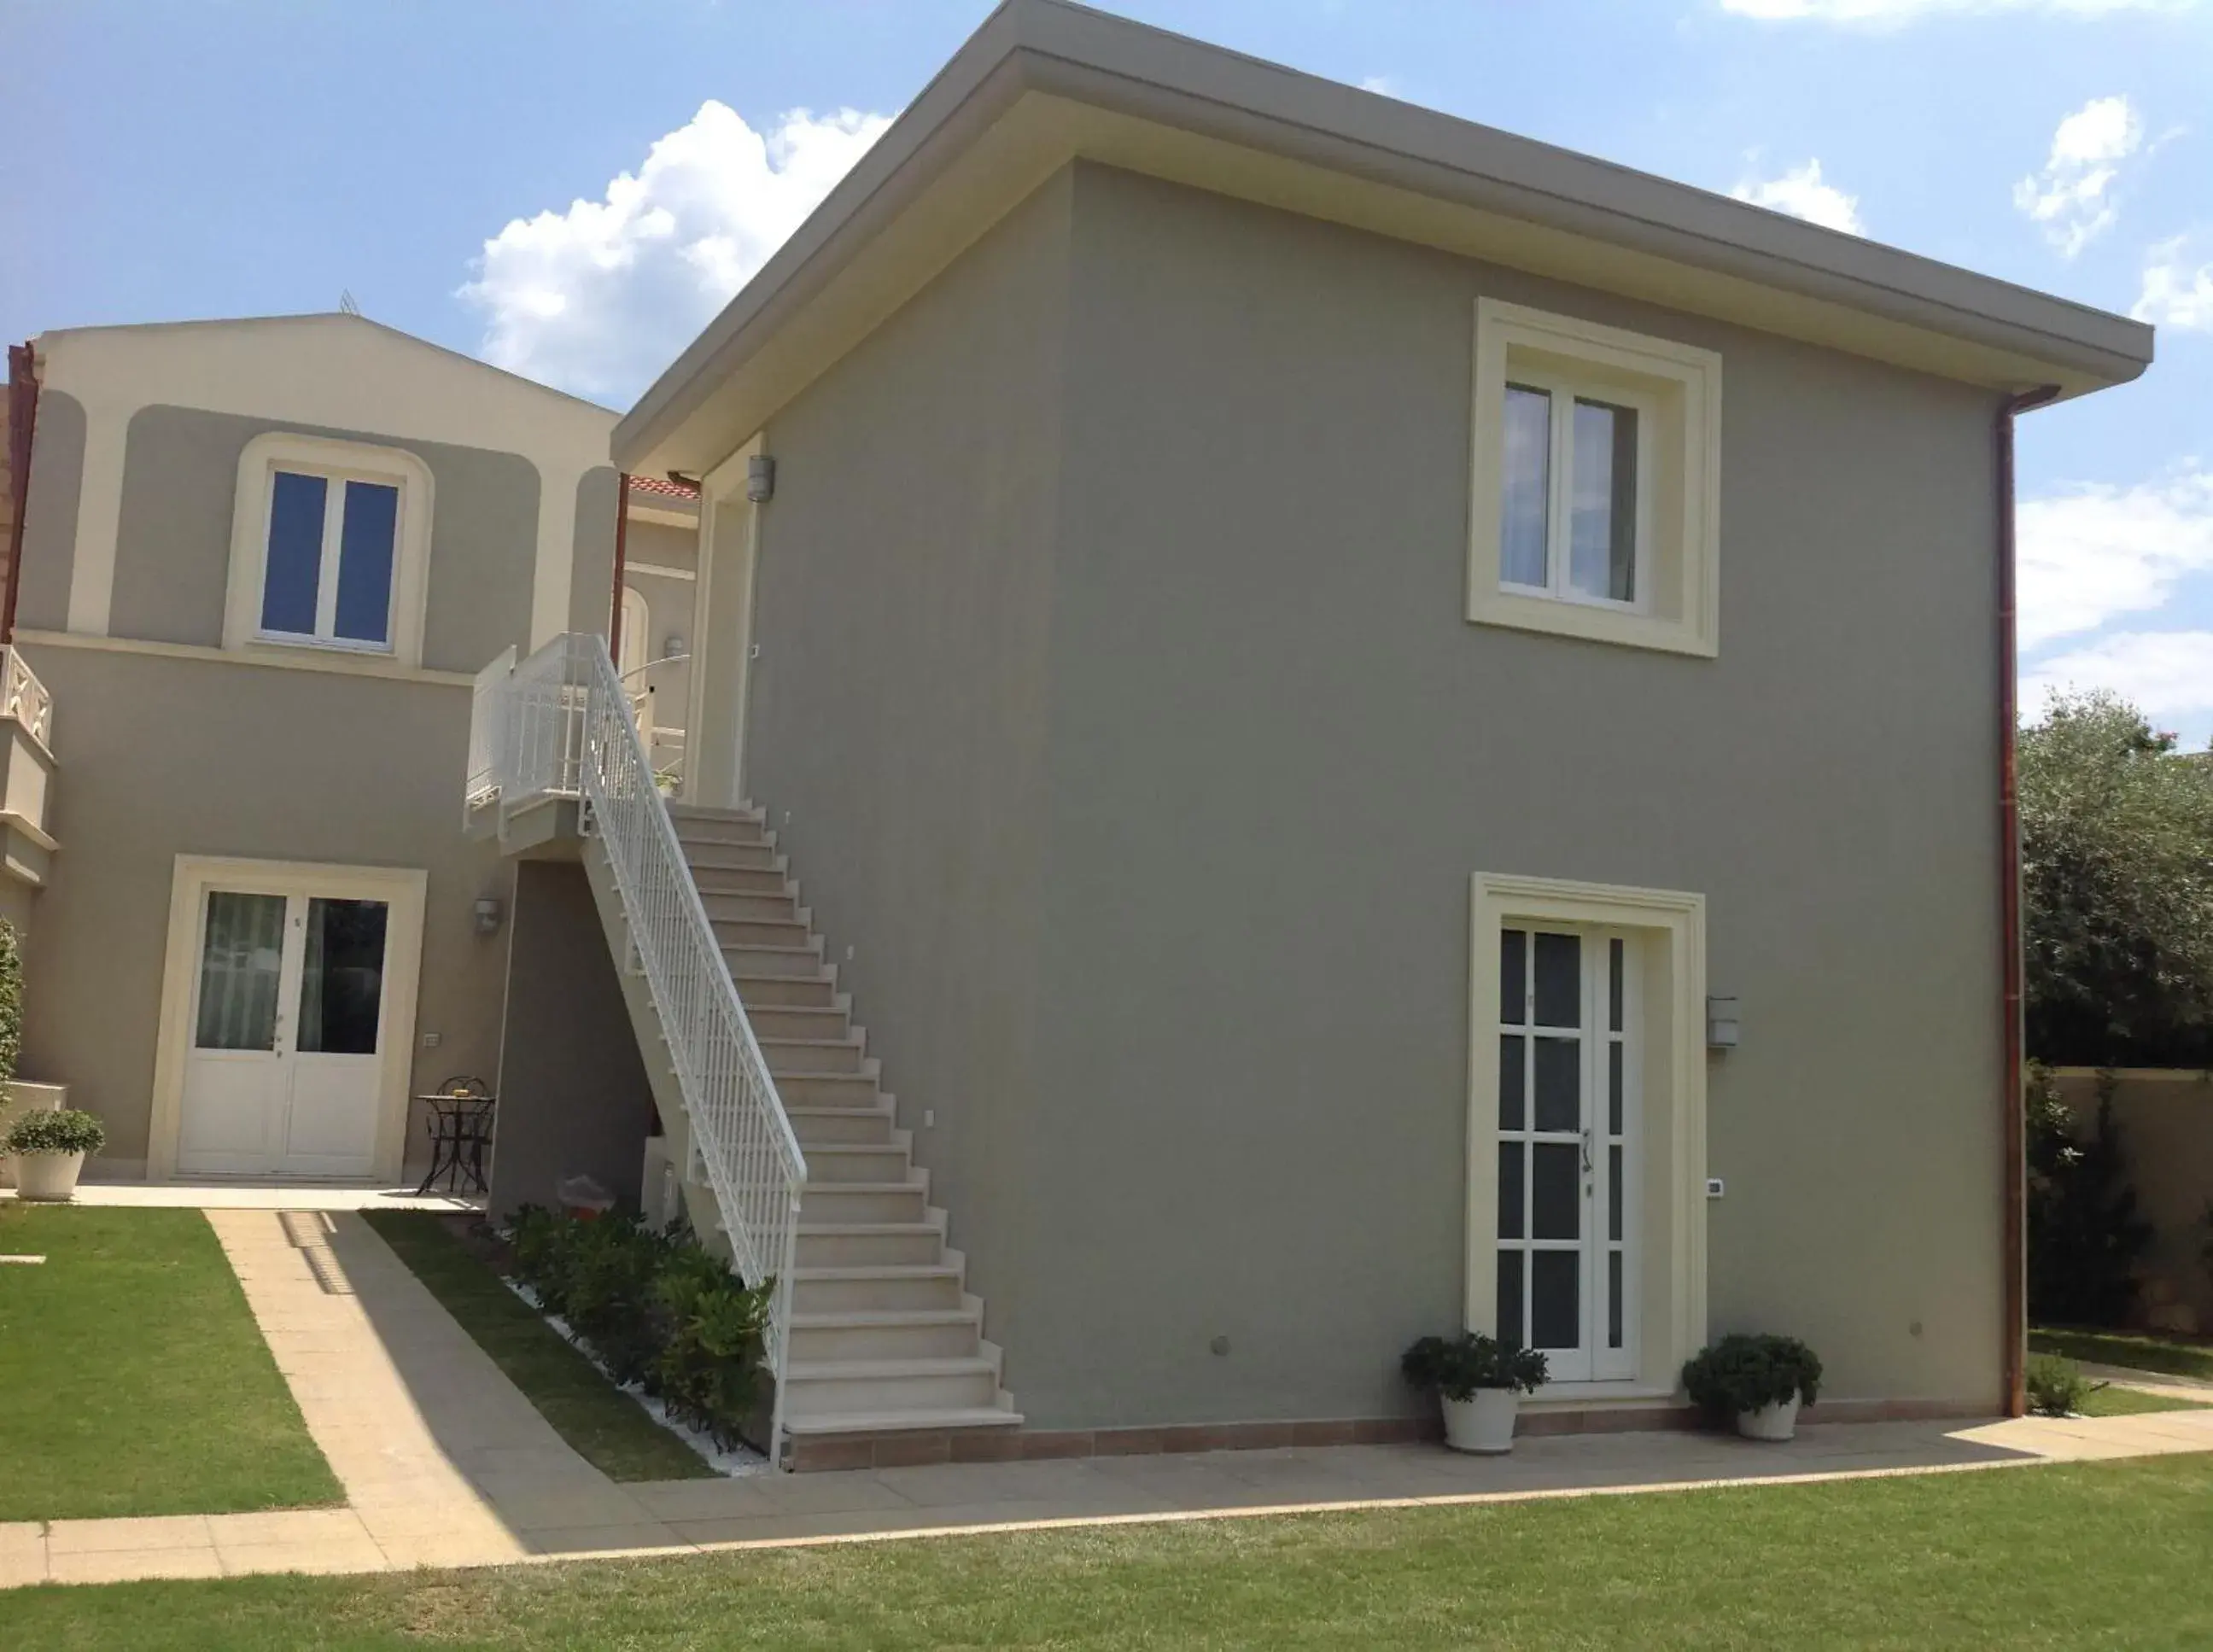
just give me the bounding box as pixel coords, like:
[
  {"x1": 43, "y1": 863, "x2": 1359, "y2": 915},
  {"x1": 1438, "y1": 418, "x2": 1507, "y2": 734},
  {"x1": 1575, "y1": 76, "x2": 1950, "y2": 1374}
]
[
  {"x1": 465, "y1": 0, "x2": 2154, "y2": 1466},
  {"x1": 6, "y1": 312, "x2": 641, "y2": 1184}
]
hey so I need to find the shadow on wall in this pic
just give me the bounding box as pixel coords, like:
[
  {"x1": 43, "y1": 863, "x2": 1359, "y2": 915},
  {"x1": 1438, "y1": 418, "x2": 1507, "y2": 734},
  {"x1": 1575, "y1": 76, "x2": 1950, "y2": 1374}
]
[{"x1": 488, "y1": 861, "x2": 654, "y2": 1217}]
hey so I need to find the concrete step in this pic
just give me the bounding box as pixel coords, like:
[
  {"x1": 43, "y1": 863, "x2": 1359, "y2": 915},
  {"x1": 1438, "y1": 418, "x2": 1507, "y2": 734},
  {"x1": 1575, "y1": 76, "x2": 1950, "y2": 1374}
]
[
  {"x1": 673, "y1": 814, "x2": 773, "y2": 847},
  {"x1": 683, "y1": 841, "x2": 783, "y2": 873},
  {"x1": 793, "y1": 1264, "x2": 966, "y2": 1314},
  {"x1": 782, "y1": 1405, "x2": 1021, "y2": 1439},
  {"x1": 795, "y1": 1223, "x2": 945, "y2": 1269},
  {"x1": 774, "y1": 1071, "x2": 883, "y2": 1108},
  {"x1": 746, "y1": 1004, "x2": 852, "y2": 1040},
  {"x1": 760, "y1": 1037, "x2": 865, "y2": 1075},
  {"x1": 733, "y1": 975, "x2": 839, "y2": 1010},
  {"x1": 711, "y1": 917, "x2": 814, "y2": 949},
  {"x1": 667, "y1": 803, "x2": 765, "y2": 826},
  {"x1": 690, "y1": 864, "x2": 792, "y2": 897},
  {"x1": 721, "y1": 943, "x2": 825, "y2": 980},
  {"x1": 788, "y1": 1308, "x2": 984, "y2": 1363},
  {"x1": 805, "y1": 1144, "x2": 913, "y2": 1184},
  {"x1": 799, "y1": 1182, "x2": 929, "y2": 1225},
  {"x1": 697, "y1": 890, "x2": 800, "y2": 924},
  {"x1": 782, "y1": 1357, "x2": 1002, "y2": 1418},
  {"x1": 786, "y1": 1106, "x2": 895, "y2": 1147}
]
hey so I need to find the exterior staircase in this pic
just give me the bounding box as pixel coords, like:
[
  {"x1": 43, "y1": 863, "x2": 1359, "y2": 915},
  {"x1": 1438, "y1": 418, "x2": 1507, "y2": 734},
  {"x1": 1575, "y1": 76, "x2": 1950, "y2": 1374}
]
[{"x1": 649, "y1": 802, "x2": 1019, "y2": 1457}]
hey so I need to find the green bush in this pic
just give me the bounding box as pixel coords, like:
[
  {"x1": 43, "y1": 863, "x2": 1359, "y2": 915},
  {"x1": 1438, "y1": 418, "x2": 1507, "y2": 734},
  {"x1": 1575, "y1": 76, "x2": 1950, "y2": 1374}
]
[
  {"x1": 2026, "y1": 1065, "x2": 2151, "y2": 1328},
  {"x1": 0, "y1": 919, "x2": 21, "y2": 1089},
  {"x1": 1682, "y1": 1334, "x2": 1823, "y2": 1418},
  {"x1": 5, "y1": 1107, "x2": 105, "y2": 1156},
  {"x1": 502, "y1": 1206, "x2": 771, "y2": 1450},
  {"x1": 2025, "y1": 1354, "x2": 2099, "y2": 1418},
  {"x1": 1401, "y1": 1332, "x2": 1549, "y2": 1399}
]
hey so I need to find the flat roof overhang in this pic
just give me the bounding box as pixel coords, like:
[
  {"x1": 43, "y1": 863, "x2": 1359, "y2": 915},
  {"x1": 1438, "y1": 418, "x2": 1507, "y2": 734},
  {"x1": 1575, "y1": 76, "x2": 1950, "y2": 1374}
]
[{"x1": 615, "y1": 0, "x2": 2153, "y2": 479}]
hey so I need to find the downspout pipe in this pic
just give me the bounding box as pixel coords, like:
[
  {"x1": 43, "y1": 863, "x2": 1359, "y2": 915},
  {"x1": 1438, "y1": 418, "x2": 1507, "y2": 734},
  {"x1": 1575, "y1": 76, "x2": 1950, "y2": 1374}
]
[
  {"x1": 3, "y1": 342, "x2": 38, "y2": 645},
  {"x1": 609, "y1": 473, "x2": 631, "y2": 667},
  {"x1": 1999, "y1": 382, "x2": 2060, "y2": 1418}
]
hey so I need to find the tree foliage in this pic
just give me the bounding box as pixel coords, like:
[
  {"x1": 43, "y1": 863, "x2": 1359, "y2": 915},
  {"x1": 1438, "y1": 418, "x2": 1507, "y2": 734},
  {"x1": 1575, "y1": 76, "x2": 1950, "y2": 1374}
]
[
  {"x1": 2024, "y1": 1063, "x2": 2151, "y2": 1327},
  {"x1": 2019, "y1": 691, "x2": 2213, "y2": 1066}
]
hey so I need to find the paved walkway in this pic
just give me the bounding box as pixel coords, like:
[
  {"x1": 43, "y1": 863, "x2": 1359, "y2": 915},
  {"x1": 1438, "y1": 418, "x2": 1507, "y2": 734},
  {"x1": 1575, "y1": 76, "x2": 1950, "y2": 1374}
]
[
  {"x1": 3, "y1": 1182, "x2": 481, "y2": 1211},
  {"x1": 4, "y1": 1205, "x2": 2211, "y2": 1589}
]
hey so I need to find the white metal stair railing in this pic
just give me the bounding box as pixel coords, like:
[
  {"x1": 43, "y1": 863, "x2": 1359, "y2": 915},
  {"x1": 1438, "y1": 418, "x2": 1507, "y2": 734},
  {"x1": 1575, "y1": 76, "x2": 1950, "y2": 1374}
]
[{"x1": 467, "y1": 633, "x2": 809, "y2": 1458}]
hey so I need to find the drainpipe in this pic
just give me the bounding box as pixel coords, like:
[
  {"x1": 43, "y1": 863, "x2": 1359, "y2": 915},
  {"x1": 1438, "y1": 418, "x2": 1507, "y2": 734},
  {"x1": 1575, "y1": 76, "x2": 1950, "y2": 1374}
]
[
  {"x1": 609, "y1": 472, "x2": 631, "y2": 666},
  {"x1": 3, "y1": 342, "x2": 38, "y2": 645},
  {"x1": 1999, "y1": 381, "x2": 2060, "y2": 1419}
]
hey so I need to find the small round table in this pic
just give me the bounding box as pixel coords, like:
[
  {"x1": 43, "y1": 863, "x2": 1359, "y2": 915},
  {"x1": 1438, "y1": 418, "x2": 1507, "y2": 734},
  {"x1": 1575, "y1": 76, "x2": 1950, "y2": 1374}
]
[{"x1": 415, "y1": 1087, "x2": 497, "y2": 1196}]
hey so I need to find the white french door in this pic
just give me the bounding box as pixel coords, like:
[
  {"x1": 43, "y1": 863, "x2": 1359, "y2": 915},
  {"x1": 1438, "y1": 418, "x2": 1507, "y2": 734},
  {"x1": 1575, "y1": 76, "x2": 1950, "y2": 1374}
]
[
  {"x1": 1494, "y1": 925, "x2": 1640, "y2": 1382},
  {"x1": 178, "y1": 888, "x2": 392, "y2": 1178}
]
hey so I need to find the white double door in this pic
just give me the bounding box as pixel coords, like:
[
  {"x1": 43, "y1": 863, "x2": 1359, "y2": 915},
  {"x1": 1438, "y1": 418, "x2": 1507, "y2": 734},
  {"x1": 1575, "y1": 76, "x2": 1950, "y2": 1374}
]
[
  {"x1": 1494, "y1": 925, "x2": 1640, "y2": 1382},
  {"x1": 178, "y1": 887, "x2": 392, "y2": 1178}
]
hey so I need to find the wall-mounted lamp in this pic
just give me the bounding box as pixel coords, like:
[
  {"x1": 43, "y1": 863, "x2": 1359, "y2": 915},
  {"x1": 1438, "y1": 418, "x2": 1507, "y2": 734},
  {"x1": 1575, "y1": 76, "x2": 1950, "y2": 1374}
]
[
  {"x1": 745, "y1": 454, "x2": 776, "y2": 504},
  {"x1": 664, "y1": 633, "x2": 686, "y2": 658},
  {"x1": 1705, "y1": 995, "x2": 1740, "y2": 1050},
  {"x1": 474, "y1": 897, "x2": 505, "y2": 936}
]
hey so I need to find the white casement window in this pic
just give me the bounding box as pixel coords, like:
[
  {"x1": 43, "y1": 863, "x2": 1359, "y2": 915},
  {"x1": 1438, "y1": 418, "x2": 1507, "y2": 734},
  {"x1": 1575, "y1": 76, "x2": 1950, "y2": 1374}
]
[
  {"x1": 1470, "y1": 300, "x2": 1721, "y2": 657},
  {"x1": 225, "y1": 434, "x2": 434, "y2": 667}
]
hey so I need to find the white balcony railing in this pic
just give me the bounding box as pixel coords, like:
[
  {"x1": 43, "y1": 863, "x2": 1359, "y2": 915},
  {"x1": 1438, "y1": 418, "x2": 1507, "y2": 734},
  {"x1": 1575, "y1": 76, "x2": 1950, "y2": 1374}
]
[
  {"x1": 466, "y1": 633, "x2": 808, "y2": 1457},
  {"x1": 0, "y1": 646, "x2": 54, "y2": 749}
]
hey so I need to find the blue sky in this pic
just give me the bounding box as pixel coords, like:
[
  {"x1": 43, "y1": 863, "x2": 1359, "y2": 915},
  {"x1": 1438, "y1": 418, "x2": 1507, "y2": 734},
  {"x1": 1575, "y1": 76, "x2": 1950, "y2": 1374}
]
[{"x1": 4, "y1": 0, "x2": 2210, "y2": 733}]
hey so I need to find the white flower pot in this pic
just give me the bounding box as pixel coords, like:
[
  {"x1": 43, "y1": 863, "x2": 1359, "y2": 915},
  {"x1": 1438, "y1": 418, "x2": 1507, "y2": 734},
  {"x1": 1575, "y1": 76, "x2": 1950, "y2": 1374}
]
[
  {"x1": 11, "y1": 1150, "x2": 85, "y2": 1203},
  {"x1": 1440, "y1": 1388, "x2": 1520, "y2": 1454},
  {"x1": 1736, "y1": 1396, "x2": 1801, "y2": 1441}
]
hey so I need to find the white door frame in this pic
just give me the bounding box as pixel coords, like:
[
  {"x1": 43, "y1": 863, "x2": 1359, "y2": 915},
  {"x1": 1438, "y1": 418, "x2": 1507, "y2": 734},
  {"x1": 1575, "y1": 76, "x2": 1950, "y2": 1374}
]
[
  {"x1": 1468, "y1": 873, "x2": 1708, "y2": 1400},
  {"x1": 149, "y1": 855, "x2": 427, "y2": 1182},
  {"x1": 684, "y1": 432, "x2": 765, "y2": 808}
]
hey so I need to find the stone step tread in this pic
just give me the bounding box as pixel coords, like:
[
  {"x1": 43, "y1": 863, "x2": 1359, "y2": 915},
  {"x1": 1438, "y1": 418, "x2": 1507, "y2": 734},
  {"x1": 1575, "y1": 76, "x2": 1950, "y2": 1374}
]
[
  {"x1": 795, "y1": 1263, "x2": 963, "y2": 1281},
  {"x1": 797, "y1": 1221, "x2": 943, "y2": 1237},
  {"x1": 790, "y1": 1307, "x2": 981, "y2": 1328},
  {"x1": 785, "y1": 1356, "x2": 998, "y2": 1381},
  {"x1": 667, "y1": 803, "x2": 765, "y2": 822},
  {"x1": 782, "y1": 1406, "x2": 1022, "y2": 1436}
]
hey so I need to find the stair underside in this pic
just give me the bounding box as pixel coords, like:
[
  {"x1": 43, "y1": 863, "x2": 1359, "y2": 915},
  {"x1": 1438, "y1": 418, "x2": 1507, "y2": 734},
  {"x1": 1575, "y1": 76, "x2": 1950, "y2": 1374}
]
[{"x1": 655, "y1": 803, "x2": 1017, "y2": 1451}]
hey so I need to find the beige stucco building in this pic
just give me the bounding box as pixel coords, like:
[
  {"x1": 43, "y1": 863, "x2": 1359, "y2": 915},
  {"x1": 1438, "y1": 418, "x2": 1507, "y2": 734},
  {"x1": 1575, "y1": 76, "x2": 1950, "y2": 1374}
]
[{"x1": 5, "y1": 3, "x2": 2159, "y2": 1469}]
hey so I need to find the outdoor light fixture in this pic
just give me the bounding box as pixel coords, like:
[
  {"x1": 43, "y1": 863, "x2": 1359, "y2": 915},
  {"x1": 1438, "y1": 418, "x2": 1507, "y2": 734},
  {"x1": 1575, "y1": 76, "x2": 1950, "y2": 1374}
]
[
  {"x1": 1706, "y1": 995, "x2": 1740, "y2": 1049},
  {"x1": 474, "y1": 897, "x2": 504, "y2": 936},
  {"x1": 745, "y1": 454, "x2": 776, "y2": 503}
]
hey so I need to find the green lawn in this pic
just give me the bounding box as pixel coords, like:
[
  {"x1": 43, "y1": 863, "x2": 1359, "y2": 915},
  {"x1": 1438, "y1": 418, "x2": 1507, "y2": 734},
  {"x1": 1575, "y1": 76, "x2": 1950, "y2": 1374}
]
[
  {"x1": 9, "y1": 1453, "x2": 2213, "y2": 1649},
  {"x1": 0, "y1": 1205, "x2": 340, "y2": 1521},
  {"x1": 2032, "y1": 1327, "x2": 2213, "y2": 1382},
  {"x1": 2077, "y1": 1384, "x2": 2212, "y2": 1417},
  {"x1": 359, "y1": 1211, "x2": 711, "y2": 1483}
]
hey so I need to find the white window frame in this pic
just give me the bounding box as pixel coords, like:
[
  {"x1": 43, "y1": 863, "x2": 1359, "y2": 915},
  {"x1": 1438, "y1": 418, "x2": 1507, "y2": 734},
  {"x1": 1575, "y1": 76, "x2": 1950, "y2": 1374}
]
[
  {"x1": 1498, "y1": 373, "x2": 1657, "y2": 616},
  {"x1": 1469, "y1": 873, "x2": 1708, "y2": 1401},
  {"x1": 225, "y1": 432, "x2": 434, "y2": 668},
  {"x1": 1470, "y1": 299, "x2": 1721, "y2": 658}
]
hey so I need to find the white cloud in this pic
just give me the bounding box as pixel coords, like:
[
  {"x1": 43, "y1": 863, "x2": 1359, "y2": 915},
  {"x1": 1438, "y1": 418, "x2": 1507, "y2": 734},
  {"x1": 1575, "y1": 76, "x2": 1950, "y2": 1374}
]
[
  {"x1": 1359, "y1": 74, "x2": 1401, "y2": 97},
  {"x1": 460, "y1": 101, "x2": 892, "y2": 403},
  {"x1": 2012, "y1": 96, "x2": 2143, "y2": 256},
  {"x1": 2023, "y1": 630, "x2": 2213, "y2": 719},
  {"x1": 2134, "y1": 235, "x2": 2213, "y2": 329},
  {"x1": 1730, "y1": 161, "x2": 1866, "y2": 235},
  {"x1": 1722, "y1": 0, "x2": 2194, "y2": 21},
  {"x1": 2017, "y1": 466, "x2": 2213, "y2": 648}
]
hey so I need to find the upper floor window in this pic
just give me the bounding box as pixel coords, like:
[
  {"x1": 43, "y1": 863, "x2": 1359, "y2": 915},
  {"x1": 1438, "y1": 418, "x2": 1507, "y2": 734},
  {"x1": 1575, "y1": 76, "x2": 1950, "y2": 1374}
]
[
  {"x1": 261, "y1": 468, "x2": 401, "y2": 648},
  {"x1": 226, "y1": 434, "x2": 434, "y2": 667},
  {"x1": 1469, "y1": 300, "x2": 1721, "y2": 658}
]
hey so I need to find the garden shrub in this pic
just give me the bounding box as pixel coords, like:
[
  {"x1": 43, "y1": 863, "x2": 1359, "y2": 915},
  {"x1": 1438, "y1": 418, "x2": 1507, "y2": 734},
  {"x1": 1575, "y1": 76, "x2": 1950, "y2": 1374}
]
[
  {"x1": 2025, "y1": 1354, "x2": 2098, "y2": 1417},
  {"x1": 502, "y1": 1205, "x2": 771, "y2": 1449},
  {"x1": 1681, "y1": 1334, "x2": 1823, "y2": 1417},
  {"x1": 2025, "y1": 1065, "x2": 2151, "y2": 1328}
]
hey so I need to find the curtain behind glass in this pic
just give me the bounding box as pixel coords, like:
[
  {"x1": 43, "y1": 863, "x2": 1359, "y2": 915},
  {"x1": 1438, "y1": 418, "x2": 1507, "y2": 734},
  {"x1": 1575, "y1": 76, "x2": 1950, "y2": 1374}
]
[
  {"x1": 195, "y1": 892, "x2": 287, "y2": 1051},
  {"x1": 299, "y1": 898, "x2": 388, "y2": 1054}
]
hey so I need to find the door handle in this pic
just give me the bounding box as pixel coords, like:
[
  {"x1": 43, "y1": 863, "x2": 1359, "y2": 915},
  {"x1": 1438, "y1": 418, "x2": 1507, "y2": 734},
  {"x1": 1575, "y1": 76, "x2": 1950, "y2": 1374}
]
[{"x1": 1580, "y1": 1129, "x2": 1593, "y2": 1176}]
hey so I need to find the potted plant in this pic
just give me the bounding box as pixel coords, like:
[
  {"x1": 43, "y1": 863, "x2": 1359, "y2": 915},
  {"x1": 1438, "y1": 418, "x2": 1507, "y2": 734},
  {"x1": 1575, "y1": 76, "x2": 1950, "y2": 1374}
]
[
  {"x1": 5, "y1": 1107, "x2": 105, "y2": 1202},
  {"x1": 1682, "y1": 1333, "x2": 1823, "y2": 1440},
  {"x1": 1402, "y1": 1331, "x2": 1549, "y2": 1453}
]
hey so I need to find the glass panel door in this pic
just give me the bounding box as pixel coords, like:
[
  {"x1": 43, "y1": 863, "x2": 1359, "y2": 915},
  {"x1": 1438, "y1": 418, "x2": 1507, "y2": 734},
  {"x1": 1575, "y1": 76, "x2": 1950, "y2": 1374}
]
[
  {"x1": 297, "y1": 898, "x2": 388, "y2": 1054},
  {"x1": 194, "y1": 892, "x2": 288, "y2": 1050},
  {"x1": 1497, "y1": 926, "x2": 1638, "y2": 1383}
]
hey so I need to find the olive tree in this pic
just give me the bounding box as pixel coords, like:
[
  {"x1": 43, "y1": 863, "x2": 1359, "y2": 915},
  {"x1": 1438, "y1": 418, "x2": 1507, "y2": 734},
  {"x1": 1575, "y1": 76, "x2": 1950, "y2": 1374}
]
[{"x1": 2019, "y1": 691, "x2": 2213, "y2": 1066}]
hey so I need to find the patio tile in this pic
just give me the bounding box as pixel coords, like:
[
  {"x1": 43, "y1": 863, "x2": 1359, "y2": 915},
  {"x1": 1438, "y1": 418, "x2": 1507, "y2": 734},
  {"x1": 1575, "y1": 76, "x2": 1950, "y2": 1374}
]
[
  {"x1": 521, "y1": 1523, "x2": 693, "y2": 1556},
  {"x1": 204, "y1": 1509, "x2": 373, "y2": 1546},
  {"x1": 677, "y1": 1508, "x2": 981, "y2": 1547},
  {"x1": 0, "y1": 1549, "x2": 49, "y2": 1590},
  {"x1": 216, "y1": 1535, "x2": 391, "y2": 1578},
  {"x1": 631, "y1": 1471, "x2": 918, "y2": 1520}
]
